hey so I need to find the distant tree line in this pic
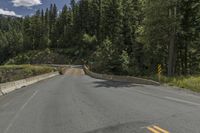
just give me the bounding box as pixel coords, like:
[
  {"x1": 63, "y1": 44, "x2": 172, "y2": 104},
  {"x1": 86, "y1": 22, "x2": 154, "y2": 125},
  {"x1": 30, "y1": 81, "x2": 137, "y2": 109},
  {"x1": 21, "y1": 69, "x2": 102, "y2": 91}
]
[{"x1": 0, "y1": 0, "x2": 200, "y2": 76}]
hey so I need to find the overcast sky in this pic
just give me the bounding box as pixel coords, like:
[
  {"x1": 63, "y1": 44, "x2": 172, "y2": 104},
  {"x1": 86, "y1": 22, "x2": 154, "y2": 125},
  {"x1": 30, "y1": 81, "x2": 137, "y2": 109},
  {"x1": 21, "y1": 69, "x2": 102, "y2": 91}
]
[{"x1": 0, "y1": 0, "x2": 70, "y2": 17}]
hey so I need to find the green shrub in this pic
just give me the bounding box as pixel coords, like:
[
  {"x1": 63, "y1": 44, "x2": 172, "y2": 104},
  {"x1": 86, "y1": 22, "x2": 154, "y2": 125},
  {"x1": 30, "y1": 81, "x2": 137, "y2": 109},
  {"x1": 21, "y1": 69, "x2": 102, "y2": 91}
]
[{"x1": 119, "y1": 50, "x2": 130, "y2": 73}]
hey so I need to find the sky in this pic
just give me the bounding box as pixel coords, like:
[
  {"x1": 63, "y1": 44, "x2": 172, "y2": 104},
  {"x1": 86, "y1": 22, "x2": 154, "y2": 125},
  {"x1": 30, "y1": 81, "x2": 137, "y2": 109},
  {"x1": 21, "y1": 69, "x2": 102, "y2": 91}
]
[{"x1": 0, "y1": 0, "x2": 70, "y2": 17}]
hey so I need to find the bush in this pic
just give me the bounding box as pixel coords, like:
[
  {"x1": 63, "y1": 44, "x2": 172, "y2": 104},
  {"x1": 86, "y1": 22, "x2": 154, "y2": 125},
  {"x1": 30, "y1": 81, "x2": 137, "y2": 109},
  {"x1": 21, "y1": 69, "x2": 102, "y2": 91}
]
[
  {"x1": 119, "y1": 50, "x2": 130, "y2": 74},
  {"x1": 82, "y1": 34, "x2": 97, "y2": 44},
  {"x1": 92, "y1": 38, "x2": 115, "y2": 73}
]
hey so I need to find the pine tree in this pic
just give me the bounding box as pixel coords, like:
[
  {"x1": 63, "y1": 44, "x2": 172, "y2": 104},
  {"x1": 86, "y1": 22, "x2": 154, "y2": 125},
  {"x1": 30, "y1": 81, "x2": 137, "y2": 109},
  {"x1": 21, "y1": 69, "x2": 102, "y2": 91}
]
[
  {"x1": 142, "y1": 0, "x2": 174, "y2": 75},
  {"x1": 102, "y1": 0, "x2": 123, "y2": 46},
  {"x1": 0, "y1": 31, "x2": 8, "y2": 63},
  {"x1": 23, "y1": 16, "x2": 32, "y2": 50},
  {"x1": 49, "y1": 4, "x2": 58, "y2": 47},
  {"x1": 57, "y1": 5, "x2": 70, "y2": 48},
  {"x1": 177, "y1": 0, "x2": 200, "y2": 74},
  {"x1": 90, "y1": 0, "x2": 102, "y2": 40}
]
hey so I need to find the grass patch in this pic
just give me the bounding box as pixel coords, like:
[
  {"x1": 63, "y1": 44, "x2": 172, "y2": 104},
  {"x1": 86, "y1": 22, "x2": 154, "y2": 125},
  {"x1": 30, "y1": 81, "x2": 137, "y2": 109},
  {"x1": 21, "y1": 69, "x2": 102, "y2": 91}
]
[
  {"x1": 0, "y1": 65, "x2": 56, "y2": 83},
  {"x1": 147, "y1": 75, "x2": 200, "y2": 92},
  {"x1": 162, "y1": 76, "x2": 200, "y2": 92}
]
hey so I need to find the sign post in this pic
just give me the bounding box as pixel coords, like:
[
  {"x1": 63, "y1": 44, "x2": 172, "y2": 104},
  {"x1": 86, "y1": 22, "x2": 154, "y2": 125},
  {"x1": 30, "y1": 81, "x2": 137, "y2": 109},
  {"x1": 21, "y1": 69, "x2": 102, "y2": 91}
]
[{"x1": 158, "y1": 64, "x2": 162, "y2": 82}]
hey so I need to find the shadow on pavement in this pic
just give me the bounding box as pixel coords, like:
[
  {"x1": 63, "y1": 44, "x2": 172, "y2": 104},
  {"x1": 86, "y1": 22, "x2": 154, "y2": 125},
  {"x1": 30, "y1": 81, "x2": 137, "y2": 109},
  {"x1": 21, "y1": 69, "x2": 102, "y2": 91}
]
[
  {"x1": 84, "y1": 121, "x2": 149, "y2": 133},
  {"x1": 93, "y1": 80, "x2": 141, "y2": 88}
]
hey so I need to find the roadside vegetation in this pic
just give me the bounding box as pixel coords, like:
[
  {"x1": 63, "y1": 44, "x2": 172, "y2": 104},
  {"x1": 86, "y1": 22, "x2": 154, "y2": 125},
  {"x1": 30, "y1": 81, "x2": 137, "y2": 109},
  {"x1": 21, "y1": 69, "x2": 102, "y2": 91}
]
[
  {"x1": 1, "y1": 0, "x2": 199, "y2": 77},
  {"x1": 5, "y1": 49, "x2": 72, "y2": 65},
  {"x1": 0, "y1": 65, "x2": 56, "y2": 83},
  {"x1": 162, "y1": 76, "x2": 200, "y2": 92},
  {"x1": 0, "y1": 1, "x2": 200, "y2": 91},
  {"x1": 146, "y1": 75, "x2": 200, "y2": 92}
]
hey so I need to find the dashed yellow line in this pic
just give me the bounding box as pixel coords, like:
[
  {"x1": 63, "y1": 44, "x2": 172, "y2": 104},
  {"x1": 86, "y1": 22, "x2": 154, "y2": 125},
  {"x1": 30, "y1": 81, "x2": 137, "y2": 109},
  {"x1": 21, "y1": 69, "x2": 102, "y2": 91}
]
[{"x1": 147, "y1": 125, "x2": 170, "y2": 133}]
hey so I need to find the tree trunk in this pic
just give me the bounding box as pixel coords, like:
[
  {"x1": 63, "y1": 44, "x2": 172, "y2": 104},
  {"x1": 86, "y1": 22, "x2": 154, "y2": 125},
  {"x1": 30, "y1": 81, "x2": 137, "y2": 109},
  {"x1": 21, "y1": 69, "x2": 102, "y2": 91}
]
[
  {"x1": 184, "y1": 42, "x2": 188, "y2": 75},
  {"x1": 168, "y1": 7, "x2": 177, "y2": 76},
  {"x1": 168, "y1": 31, "x2": 176, "y2": 76}
]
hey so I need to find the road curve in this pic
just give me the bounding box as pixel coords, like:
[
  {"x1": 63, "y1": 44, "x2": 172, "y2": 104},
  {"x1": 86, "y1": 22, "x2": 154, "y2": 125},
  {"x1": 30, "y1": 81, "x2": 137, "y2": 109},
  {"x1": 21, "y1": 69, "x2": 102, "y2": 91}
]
[{"x1": 0, "y1": 68, "x2": 200, "y2": 133}]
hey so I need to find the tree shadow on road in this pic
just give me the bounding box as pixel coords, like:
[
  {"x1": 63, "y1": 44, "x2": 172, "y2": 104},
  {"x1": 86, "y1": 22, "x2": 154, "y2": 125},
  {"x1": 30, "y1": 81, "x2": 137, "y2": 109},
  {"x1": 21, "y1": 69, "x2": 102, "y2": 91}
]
[
  {"x1": 92, "y1": 80, "x2": 141, "y2": 88},
  {"x1": 83, "y1": 120, "x2": 149, "y2": 133}
]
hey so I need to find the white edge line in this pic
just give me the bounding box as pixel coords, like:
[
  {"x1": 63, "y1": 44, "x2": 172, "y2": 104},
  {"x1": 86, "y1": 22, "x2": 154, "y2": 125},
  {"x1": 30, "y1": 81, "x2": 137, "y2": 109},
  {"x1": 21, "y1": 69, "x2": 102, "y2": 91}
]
[
  {"x1": 120, "y1": 88, "x2": 200, "y2": 107},
  {"x1": 165, "y1": 96, "x2": 200, "y2": 106},
  {"x1": 4, "y1": 90, "x2": 38, "y2": 133}
]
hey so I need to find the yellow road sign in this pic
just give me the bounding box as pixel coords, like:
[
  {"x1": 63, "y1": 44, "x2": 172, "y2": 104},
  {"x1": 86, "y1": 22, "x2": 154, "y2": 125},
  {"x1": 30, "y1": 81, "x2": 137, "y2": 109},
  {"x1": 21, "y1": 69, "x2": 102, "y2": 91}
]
[
  {"x1": 157, "y1": 64, "x2": 162, "y2": 82},
  {"x1": 158, "y1": 64, "x2": 162, "y2": 74}
]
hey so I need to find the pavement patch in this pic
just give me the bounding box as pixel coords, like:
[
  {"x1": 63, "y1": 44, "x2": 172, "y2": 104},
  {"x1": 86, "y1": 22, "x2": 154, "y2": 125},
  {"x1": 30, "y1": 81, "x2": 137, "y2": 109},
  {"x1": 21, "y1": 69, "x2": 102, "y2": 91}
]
[{"x1": 64, "y1": 68, "x2": 85, "y2": 76}]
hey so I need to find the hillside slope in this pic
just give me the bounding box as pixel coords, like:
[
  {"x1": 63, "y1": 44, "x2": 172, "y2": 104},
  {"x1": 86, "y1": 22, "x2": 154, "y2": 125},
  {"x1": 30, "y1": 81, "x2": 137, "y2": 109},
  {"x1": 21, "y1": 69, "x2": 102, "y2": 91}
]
[{"x1": 5, "y1": 49, "x2": 73, "y2": 65}]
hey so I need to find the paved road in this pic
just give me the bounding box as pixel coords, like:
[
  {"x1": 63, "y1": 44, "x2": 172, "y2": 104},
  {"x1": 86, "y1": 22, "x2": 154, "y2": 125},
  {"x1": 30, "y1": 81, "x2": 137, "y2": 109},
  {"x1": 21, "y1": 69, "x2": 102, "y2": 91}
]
[{"x1": 0, "y1": 67, "x2": 200, "y2": 133}]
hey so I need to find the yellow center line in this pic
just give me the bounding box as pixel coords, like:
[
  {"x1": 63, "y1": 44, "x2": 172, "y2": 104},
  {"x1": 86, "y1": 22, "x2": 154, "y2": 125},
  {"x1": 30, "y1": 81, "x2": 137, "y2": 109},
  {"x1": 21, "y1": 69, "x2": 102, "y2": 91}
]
[
  {"x1": 153, "y1": 126, "x2": 170, "y2": 133},
  {"x1": 147, "y1": 127, "x2": 161, "y2": 133}
]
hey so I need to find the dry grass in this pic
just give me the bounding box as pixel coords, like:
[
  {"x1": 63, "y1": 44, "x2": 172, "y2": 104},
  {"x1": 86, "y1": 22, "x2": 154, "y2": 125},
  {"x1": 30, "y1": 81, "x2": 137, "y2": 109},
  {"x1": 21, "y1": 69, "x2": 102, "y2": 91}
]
[
  {"x1": 0, "y1": 65, "x2": 56, "y2": 83},
  {"x1": 162, "y1": 76, "x2": 200, "y2": 92},
  {"x1": 144, "y1": 74, "x2": 200, "y2": 92}
]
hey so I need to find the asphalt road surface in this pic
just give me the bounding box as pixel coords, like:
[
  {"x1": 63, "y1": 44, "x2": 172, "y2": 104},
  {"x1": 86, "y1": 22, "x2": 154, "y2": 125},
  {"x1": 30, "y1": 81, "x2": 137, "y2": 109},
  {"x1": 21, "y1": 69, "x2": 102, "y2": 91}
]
[{"x1": 0, "y1": 67, "x2": 200, "y2": 133}]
